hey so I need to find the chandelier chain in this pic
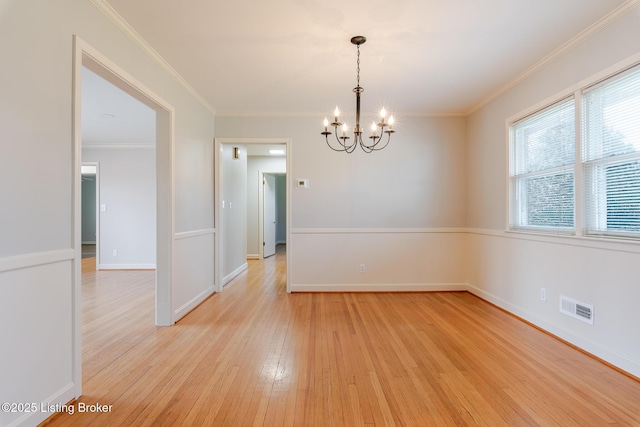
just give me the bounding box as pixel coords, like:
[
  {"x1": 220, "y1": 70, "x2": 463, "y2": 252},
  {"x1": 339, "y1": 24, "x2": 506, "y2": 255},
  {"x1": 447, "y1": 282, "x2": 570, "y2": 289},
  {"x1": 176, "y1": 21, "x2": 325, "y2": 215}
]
[{"x1": 356, "y1": 44, "x2": 360, "y2": 87}]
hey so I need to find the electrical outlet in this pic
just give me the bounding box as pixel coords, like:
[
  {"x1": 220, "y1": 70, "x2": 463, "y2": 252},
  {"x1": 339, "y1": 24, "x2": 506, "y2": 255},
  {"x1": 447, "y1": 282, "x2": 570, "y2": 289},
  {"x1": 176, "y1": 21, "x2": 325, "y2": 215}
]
[
  {"x1": 359, "y1": 264, "x2": 365, "y2": 273},
  {"x1": 540, "y1": 287, "x2": 547, "y2": 302},
  {"x1": 113, "y1": 249, "x2": 118, "y2": 256}
]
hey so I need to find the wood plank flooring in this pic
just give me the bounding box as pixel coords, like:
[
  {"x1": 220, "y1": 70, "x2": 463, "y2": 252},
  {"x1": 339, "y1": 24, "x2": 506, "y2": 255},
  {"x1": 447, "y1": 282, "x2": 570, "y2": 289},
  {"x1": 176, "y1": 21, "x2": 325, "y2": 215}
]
[{"x1": 43, "y1": 246, "x2": 640, "y2": 426}]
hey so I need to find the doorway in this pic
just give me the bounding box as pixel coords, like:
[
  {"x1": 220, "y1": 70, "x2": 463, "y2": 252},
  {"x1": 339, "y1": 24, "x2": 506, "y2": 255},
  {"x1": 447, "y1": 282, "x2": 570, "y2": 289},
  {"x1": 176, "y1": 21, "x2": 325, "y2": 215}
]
[
  {"x1": 81, "y1": 163, "x2": 99, "y2": 264},
  {"x1": 214, "y1": 138, "x2": 292, "y2": 293},
  {"x1": 260, "y1": 172, "x2": 286, "y2": 259},
  {"x1": 72, "y1": 36, "x2": 175, "y2": 396}
]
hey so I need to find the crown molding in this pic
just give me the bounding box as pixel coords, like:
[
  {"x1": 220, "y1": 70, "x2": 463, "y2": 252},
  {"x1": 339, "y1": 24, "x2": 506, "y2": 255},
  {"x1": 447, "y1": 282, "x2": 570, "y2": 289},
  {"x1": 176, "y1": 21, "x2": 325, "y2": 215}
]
[
  {"x1": 468, "y1": 0, "x2": 640, "y2": 115},
  {"x1": 89, "y1": 0, "x2": 216, "y2": 115}
]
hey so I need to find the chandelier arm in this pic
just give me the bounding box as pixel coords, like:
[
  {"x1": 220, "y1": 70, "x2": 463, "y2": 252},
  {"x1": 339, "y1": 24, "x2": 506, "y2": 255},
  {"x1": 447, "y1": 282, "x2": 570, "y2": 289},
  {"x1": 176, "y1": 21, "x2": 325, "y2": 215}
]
[{"x1": 370, "y1": 132, "x2": 392, "y2": 151}]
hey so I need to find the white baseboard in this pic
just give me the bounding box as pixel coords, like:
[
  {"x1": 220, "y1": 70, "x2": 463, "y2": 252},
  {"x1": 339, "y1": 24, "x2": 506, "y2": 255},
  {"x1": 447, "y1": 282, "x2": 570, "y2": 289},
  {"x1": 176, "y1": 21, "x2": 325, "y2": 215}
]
[
  {"x1": 290, "y1": 283, "x2": 469, "y2": 292},
  {"x1": 173, "y1": 285, "x2": 216, "y2": 322},
  {"x1": 222, "y1": 262, "x2": 248, "y2": 286},
  {"x1": 466, "y1": 283, "x2": 640, "y2": 379},
  {"x1": 98, "y1": 263, "x2": 156, "y2": 270},
  {"x1": 11, "y1": 382, "x2": 75, "y2": 427},
  {"x1": 246, "y1": 254, "x2": 260, "y2": 260}
]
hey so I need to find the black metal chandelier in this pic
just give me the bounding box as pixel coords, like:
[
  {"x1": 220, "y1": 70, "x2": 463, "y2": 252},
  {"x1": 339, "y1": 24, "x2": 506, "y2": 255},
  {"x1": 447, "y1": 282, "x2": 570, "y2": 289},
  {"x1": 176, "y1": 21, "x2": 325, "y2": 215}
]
[{"x1": 322, "y1": 36, "x2": 395, "y2": 153}]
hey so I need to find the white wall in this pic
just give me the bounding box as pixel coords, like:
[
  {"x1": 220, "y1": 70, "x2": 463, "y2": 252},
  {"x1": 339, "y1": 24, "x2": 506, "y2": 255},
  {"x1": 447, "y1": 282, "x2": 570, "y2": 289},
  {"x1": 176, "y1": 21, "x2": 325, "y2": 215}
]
[
  {"x1": 83, "y1": 147, "x2": 156, "y2": 269},
  {"x1": 221, "y1": 145, "x2": 248, "y2": 283},
  {"x1": 215, "y1": 115, "x2": 468, "y2": 290},
  {"x1": 246, "y1": 156, "x2": 286, "y2": 257},
  {"x1": 0, "y1": 1, "x2": 215, "y2": 426},
  {"x1": 466, "y1": 6, "x2": 640, "y2": 377}
]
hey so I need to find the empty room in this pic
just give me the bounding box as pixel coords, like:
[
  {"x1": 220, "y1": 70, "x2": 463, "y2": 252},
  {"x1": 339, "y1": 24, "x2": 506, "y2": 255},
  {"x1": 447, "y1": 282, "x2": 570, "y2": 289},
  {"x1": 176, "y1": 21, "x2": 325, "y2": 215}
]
[{"x1": 2, "y1": 1, "x2": 640, "y2": 426}]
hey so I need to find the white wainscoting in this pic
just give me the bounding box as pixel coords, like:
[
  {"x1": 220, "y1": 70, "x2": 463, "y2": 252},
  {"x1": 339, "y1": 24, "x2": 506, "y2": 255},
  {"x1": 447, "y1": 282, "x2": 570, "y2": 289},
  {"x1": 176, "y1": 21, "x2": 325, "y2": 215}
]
[
  {"x1": 172, "y1": 229, "x2": 215, "y2": 322},
  {"x1": 0, "y1": 250, "x2": 76, "y2": 427},
  {"x1": 289, "y1": 228, "x2": 468, "y2": 292},
  {"x1": 466, "y1": 229, "x2": 640, "y2": 379}
]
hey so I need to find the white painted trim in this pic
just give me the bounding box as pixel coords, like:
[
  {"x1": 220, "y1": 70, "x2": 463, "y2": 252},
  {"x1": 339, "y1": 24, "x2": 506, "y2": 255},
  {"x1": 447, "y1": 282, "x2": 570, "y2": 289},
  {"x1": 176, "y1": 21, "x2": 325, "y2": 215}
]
[
  {"x1": 215, "y1": 110, "x2": 470, "y2": 118},
  {"x1": 97, "y1": 264, "x2": 156, "y2": 270},
  {"x1": 470, "y1": 0, "x2": 640, "y2": 114},
  {"x1": 9, "y1": 382, "x2": 76, "y2": 427},
  {"x1": 174, "y1": 228, "x2": 215, "y2": 240},
  {"x1": 291, "y1": 227, "x2": 467, "y2": 234},
  {"x1": 73, "y1": 36, "x2": 177, "y2": 399},
  {"x1": 0, "y1": 249, "x2": 74, "y2": 274},
  {"x1": 290, "y1": 283, "x2": 469, "y2": 292},
  {"x1": 222, "y1": 262, "x2": 248, "y2": 286},
  {"x1": 215, "y1": 137, "x2": 292, "y2": 293},
  {"x1": 173, "y1": 285, "x2": 216, "y2": 321},
  {"x1": 83, "y1": 143, "x2": 155, "y2": 150},
  {"x1": 259, "y1": 171, "x2": 286, "y2": 259},
  {"x1": 247, "y1": 254, "x2": 260, "y2": 260},
  {"x1": 466, "y1": 284, "x2": 640, "y2": 379},
  {"x1": 468, "y1": 228, "x2": 640, "y2": 255},
  {"x1": 88, "y1": 0, "x2": 215, "y2": 115}
]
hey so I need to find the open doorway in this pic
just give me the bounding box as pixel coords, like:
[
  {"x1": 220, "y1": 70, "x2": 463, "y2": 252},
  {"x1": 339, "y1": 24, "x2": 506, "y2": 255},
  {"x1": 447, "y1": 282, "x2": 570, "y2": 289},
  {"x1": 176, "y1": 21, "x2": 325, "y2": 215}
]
[
  {"x1": 72, "y1": 37, "x2": 175, "y2": 396},
  {"x1": 260, "y1": 172, "x2": 286, "y2": 259},
  {"x1": 80, "y1": 163, "x2": 99, "y2": 264},
  {"x1": 214, "y1": 139, "x2": 292, "y2": 293}
]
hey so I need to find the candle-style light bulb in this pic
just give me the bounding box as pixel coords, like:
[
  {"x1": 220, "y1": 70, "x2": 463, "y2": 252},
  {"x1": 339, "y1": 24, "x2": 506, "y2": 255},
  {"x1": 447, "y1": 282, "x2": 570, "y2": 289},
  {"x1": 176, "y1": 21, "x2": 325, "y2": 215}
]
[
  {"x1": 380, "y1": 108, "x2": 387, "y2": 119},
  {"x1": 334, "y1": 106, "x2": 340, "y2": 121},
  {"x1": 371, "y1": 121, "x2": 378, "y2": 137},
  {"x1": 323, "y1": 117, "x2": 329, "y2": 131},
  {"x1": 342, "y1": 123, "x2": 348, "y2": 136},
  {"x1": 388, "y1": 115, "x2": 395, "y2": 130}
]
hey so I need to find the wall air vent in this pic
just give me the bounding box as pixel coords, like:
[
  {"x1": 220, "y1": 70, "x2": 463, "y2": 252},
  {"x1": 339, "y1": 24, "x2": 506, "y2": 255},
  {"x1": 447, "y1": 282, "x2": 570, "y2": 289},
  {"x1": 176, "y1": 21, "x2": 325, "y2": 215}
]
[{"x1": 559, "y1": 295, "x2": 594, "y2": 325}]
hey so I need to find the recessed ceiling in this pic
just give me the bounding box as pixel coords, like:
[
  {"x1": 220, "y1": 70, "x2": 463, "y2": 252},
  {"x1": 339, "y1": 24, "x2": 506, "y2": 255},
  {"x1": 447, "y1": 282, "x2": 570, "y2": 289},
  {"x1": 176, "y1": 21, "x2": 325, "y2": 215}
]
[{"x1": 101, "y1": 0, "x2": 629, "y2": 116}]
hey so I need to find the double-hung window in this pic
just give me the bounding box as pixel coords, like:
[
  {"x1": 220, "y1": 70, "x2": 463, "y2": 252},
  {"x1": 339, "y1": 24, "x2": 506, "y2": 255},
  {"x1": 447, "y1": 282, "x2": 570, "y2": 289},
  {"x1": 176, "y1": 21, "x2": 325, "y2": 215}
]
[
  {"x1": 509, "y1": 98, "x2": 576, "y2": 232},
  {"x1": 509, "y1": 62, "x2": 640, "y2": 240},
  {"x1": 582, "y1": 66, "x2": 640, "y2": 238}
]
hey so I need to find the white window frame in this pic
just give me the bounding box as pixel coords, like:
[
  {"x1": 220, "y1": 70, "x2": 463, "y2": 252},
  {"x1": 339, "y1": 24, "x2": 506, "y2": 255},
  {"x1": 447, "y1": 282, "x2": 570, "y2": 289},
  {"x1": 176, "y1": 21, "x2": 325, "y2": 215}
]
[
  {"x1": 507, "y1": 55, "x2": 640, "y2": 242},
  {"x1": 508, "y1": 98, "x2": 576, "y2": 234}
]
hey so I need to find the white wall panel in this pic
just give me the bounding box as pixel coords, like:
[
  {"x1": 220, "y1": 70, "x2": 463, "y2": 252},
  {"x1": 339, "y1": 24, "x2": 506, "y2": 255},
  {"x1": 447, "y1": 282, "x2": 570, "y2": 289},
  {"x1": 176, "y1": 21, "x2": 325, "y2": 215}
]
[
  {"x1": 173, "y1": 231, "x2": 215, "y2": 321},
  {"x1": 0, "y1": 259, "x2": 74, "y2": 427},
  {"x1": 290, "y1": 230, "x2": 467, "y2": 291}
]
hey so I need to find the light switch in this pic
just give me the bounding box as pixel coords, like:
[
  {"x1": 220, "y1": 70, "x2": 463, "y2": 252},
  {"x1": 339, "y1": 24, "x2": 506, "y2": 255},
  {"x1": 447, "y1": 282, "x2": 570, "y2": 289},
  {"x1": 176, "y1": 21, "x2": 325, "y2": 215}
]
[{"x1": 100, "y1": 204, "x2": 107, "y2": 212}]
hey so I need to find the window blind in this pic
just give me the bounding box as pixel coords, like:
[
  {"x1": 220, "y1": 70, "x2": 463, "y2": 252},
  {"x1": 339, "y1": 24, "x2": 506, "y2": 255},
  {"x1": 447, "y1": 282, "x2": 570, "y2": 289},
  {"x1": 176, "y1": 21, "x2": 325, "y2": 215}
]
[
  {"x1": 583, "y1": 66, "x2": 640, "y2": 236},
  {"x1": 510, "y1": 98, "x2": 575, "y2": 230}
]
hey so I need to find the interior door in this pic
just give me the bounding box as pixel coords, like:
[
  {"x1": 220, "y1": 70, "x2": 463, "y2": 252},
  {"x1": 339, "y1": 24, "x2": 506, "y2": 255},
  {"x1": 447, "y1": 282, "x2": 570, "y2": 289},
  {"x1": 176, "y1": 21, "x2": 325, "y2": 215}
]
[{"x1": 263, "y1": 174, "x2": 276, "y2": 258}]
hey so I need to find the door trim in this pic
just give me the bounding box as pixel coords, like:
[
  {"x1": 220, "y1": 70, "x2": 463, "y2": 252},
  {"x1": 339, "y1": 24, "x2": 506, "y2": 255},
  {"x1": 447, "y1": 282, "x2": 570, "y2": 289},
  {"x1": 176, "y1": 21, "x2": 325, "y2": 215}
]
[
  {"x1": 73, "y1": 36, "x2": 175, "y2": 396},
  {"x1": 214, "y1": 138, "x2": 292, "y2": 293}
]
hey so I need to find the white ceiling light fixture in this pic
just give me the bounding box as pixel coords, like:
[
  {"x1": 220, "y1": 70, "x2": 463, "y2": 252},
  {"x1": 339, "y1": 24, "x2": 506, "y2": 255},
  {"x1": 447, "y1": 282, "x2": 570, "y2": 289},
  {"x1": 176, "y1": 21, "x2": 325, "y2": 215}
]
[{"x1": 322, "y1": 36, "x2": 395, "y2": 153}]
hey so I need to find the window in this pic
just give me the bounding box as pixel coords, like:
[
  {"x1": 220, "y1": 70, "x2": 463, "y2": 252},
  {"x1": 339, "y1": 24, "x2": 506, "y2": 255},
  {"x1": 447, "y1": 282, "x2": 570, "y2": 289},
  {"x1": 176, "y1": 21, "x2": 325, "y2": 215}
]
[
  {"x1": 510, "y1": 98, "x2": 576, "y2": 232},
  {"x1": 583, "y1": 66, "x2": 640, "y2": 237},
  {"x1": 509, "y1": 62, "x2": 640, "y2": 240}
]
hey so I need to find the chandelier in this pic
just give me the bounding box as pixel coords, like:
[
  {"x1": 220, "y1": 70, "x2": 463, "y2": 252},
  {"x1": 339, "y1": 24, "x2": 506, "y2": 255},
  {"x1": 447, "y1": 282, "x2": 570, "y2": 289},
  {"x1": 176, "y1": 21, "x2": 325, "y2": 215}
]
[{"x1": 322, "y1": 36, "x2": 395, "y2": 153}]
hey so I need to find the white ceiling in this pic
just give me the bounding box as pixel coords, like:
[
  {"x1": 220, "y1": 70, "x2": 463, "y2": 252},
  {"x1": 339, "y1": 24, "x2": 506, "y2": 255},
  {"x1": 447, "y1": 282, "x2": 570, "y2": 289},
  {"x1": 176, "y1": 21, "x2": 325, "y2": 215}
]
[
  {"x1": 82, "y1": 66, "x2": 156, "y2": 146},
  {"x1": 82, "y1": 0, "x2": 632, "y2": 147},
  {"x1": 101, "y1": 0, "x2": 629, "y2": 116}
]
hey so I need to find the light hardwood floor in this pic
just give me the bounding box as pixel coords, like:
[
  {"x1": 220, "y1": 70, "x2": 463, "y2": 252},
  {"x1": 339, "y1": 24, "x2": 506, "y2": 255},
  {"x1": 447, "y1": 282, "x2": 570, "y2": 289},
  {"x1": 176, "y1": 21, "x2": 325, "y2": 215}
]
[{"x1": 44, "y1": 246, "x2": 640, "y2": 426}]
